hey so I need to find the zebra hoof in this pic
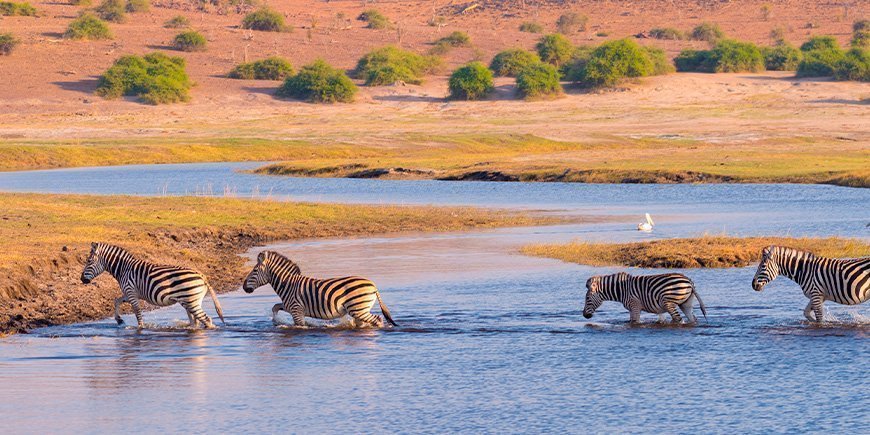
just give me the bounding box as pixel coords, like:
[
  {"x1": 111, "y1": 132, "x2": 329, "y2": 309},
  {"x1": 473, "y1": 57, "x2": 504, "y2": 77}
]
[{"x1": 115, "y1": 318, "x2": 124, "y2": 325}]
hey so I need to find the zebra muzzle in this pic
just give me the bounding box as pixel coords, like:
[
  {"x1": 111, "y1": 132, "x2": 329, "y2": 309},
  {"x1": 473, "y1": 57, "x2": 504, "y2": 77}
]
[{"x1": 583, "y1": 312, "x2": 593, "y2": 319}]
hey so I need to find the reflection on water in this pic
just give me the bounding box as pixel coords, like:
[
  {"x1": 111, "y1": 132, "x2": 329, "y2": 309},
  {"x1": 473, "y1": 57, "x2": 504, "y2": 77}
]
[{"x1": 0, "y1": 164, "x2": 868, "y2": 431}]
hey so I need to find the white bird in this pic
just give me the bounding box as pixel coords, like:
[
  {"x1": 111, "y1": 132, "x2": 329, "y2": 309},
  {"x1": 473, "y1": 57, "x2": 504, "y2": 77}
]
[{"x1": 637, "y1": 213, "x2": 654, "y2": 232}]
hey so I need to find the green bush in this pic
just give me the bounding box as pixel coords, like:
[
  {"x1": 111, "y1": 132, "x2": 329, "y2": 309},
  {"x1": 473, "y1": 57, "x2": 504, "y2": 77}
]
[
  {"x1": 95, "y1": 0, "x2": 126, "y2": 23},
  {"x1": 674, "y1": 40, "x2": 764, "y2": 73},
  {"x1": 649, "y1": 27, "x2": 683, "y2": 40},
  {"x1": 833, "y1": 48, "x2": 870, "y2": 81},
  {"x1": 536, "y1": 33, "x2": 573, "y2": 66},
  {"x1": 579, "y1": 39, "x2": 654, "y2": 87},
  {"x1": 126, "y1": 0, "x2": 148, "y2": 12},
  {"x1": 276, "y1": 59, "x2": 357, "y2": 103},
  {"x1": 796, "y1": 44, "x2": 845, "y2": 77},
  {"x1": 242, "y1": 8, "x2": 288, "y2": 32},
  {"x1": 0, "y1": 1, "x2": 36, "y2": 16},
  {"x1": 164, "y1": 15, "x2": 190, "y2": 29},
  {"x1": 489, "y1": 49, "x2": 541, "y2": 77},
  {"x1": 690, "y1": 22, "x2": 724, "y2": 42},
  {"x1": 852, "y1": 20, "x2": 869, "y2": 49},
  {"x1": 516, "y1": 62, "x2": 562, "y2": 99},
  {"x1": 173, "y1": 30, "x2": 207, "y2": 52},
  {"x1": 358, "y1": 9, "x2": 389, "y2": 29},
  {"x1": 64, "y1": 13, "x2": 112, "y2": 40},
  {"x1": 448, "y1": 61, "x2": 494, "y2": 100},
  {"x1": 761, "y1": 43, "x2": 803, "y2": 71},
  {"x1": 556, "y1": 12, "x2": 588, "y2": 34},
  {"x1": 96, "y1": 52, "x2": 192, "y2": 104},
  {"x1": 644, "y1": 46, "x2": 675, "y2": 75},
  {"x1": 0, "y1": 32, "x2": 18, "y2": 55},
  {"x1": 229, "y1": 57, "x2": 294, "y2": 80},
  {"x1": 560, "y1": 45, "x2": 594, "y2": 81},
  {"x1": 354, "y1": 46, "x2": 441, "y2": 85},
  {"x1": 800, "y1": 35, "x2": 839, "y2": 52},
  {"x1": 519, "y1": 22, "x2": 543, "y2": 33},
  {"x1": 70, "y1": 0, "x2": 92, "y2": 6},
  {"x1": 435, "y1": 31, "x2": 471, "y2": 47}
]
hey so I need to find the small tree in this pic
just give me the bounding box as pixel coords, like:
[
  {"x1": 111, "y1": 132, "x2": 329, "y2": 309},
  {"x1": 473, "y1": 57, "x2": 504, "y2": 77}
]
[
  {"x1": 64, "y1": 13, "x2": 112, "y2": 40},
  {"x1": 489, "y1": 49, "x2": 541, "y2": 77},
  {"x1": 173, "y1": 31, "x2": 207, "y2": 52},
  {"x1": 95, "y1": 0, "x2": 126, "y2": 23},
  {"x1": 833, "y1": 48, "x2": 870, "y2": 81},
  {"x1": 516, "y1": 63, "x2": 562, "y2": 99},
  {"x1": 448, "y1": 61, "x2": 494, "y2": 100},
  {"x1": 242, "y1": 8, "x2": 289, "y2": 32},
  {"x1": 690, "y1": 22, "x2": 724, "y2": 42},
  {"x1": 354, "y1": 46, "x2": 441, "y2": 85},
  {"x1": 800, "y1": 35, "x2": 839, "y2": 52},
  {"x1": 96, "y1": 52, "x2": 192, "y2": 104},
  {"x1": 761, "y1": 43, "x2": 803, "y2": 71},
  {"x1": 229, "y1": 57, "x2": 293, "y2": 80},
  {"x1": 536, "y1": 33, "x2": 573, "y2": 66},
  {"x1": 851, "y1": 20, "x2": 869, "y2": 49},
  {"x1": 797, "y1": 36, "x2": 845, "y2": 77},
  {"x1": 556, "y1": 13, "x2": 588, "y2": 34},
  {"x1": 580, "y1": 39, "x2": 654, "y2": 87},
  {"x1": 276, "y1": 59, "x2": 357, "y2": 103},
  {"x1": 0, "y1": 32, "x2": 18, "y2": 55}
]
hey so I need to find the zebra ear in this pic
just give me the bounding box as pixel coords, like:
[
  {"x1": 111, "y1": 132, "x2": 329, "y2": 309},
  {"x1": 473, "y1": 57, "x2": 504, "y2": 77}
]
[
  {"x1": 90, "y1": 242, "x2": 97, "y2": 250},
  {"x1": 257, "y1": 251, "x2": 265, "y2": 262}
]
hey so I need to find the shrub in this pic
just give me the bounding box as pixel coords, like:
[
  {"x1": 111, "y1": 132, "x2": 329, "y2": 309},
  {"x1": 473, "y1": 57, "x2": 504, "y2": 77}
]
[
  {"x1": 173, "y1": 30, "x2": 207, "y2": 52},
  {"x1": 448, "y1": 61, "x2": 493, "y2": 100},
  {"x1": 556, "y1": 12, "x2": 588, "y2": 34},
  {"x1": 833, "y1": 48, "x2": 870, "y2": 81},
  {"x1": 126, "y1": 0, "x2": 148, "y2": 12},
  {"x1": 95, "y1": 0, "x2": 126, "y2": 23},
  {"x1": 435, "y1": 31, "x2": 471, "y2": 47},
  {"x1": 690, "y1": 22, "x2": 724, "y2": 42},
  {"x1": 229, "y1": 57, "x2": 294, "y2": 80},
  {"x1": 242, "y1": 8, "x2": 288, "y2": 32},
  {"x1": 64, "y1": 13, "x2": 112, "y2": 40},
  {"x1": 536, "y1": 33, "x2": 573, "y2": 66},
  {"x1": 796, "y1": 44, "x2": 845, "y2": 77},
  {"x1": 519, "y1": 22, "x2": 543, "y2": 33},
  {"x1": 164, "y1": 15, "x2": 190, "y2": 29},
  {"x1": 276, "y1": 59, "x2": 357, "y2": 103},
  {"x1": 560, "y1": 45, "x2": 594, "y2": 81},
  {"x1": 851, "y1": 20, "x2": 869, "y2": 49},
  {"x1": 70, "y1": 0, "x2": 91, "y2": 5},
  {"x1": 358, "y1": 9, "x2": 389, "y2": 29},
  {"x1": 489, "y1": 49, "x2": 541, "y2": 77},
  {"x1": 644, "y1": 46, "x2": 675, "y2": 75},
  {"x1": 516, "y1": 62, "x2": 562, "y2": 99},
  {"x1": 0, "y1": 32, "x2": 18, "y2": 55},
  {"x1": 761, "y1": 43, "x2": 803, "y2": 71},
  {"x1": 96, "y1": 52, "x2": 192, "y2": 104},
  {"x1": 800, "y1": 35, "x2": 839, "y2": 52},
  {"x1": 0, "y1": 1, "x2": 36, "y2": 16},
  {"x1": 579, "y1": 39, "x2": 654, "y2": 87},
  {"x1": 649, "y1": 27, "x2": 683, "y2": 40},
  {"x1": 354, "y1": 46, "x2": 441, "y2": 85},
  {"x1": 675, "y1": 40, "x2": 764, "y2": 73}
]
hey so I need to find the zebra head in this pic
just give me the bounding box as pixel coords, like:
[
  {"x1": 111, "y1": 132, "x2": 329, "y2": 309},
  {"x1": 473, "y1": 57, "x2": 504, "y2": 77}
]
[
  {"x1": 80, "y1": 242, "x2": 105, "y2": 284},
  {"x1": 583, "y1": 276, "x2": 604, "y2": 319},
  {"x1": 752, "y1": 246, "x2": 780, "y2": 291},
  {"x1": 243, "y1": 251, "x2": 302, "y2": 293}
]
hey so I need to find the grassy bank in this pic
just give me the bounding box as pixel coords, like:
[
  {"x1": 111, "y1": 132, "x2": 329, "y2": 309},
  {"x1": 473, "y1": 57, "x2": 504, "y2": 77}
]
[
  {"x1": 0, "y1": 193, "x2": 555, "y2": 333},
  {"x1": 2, "y1": 133, "x2": 865, "y2": 187},
  {"x1": 522, "y1": 236, "x2": 870, "y2": 268}
]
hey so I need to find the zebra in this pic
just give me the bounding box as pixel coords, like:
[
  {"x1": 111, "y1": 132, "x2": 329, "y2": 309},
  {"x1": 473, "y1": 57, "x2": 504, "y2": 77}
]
[
  {"x1": 242, "y1": 250, "x2": 397, "y2": 328},
  {"x1": 751, "y1": 245, "x2": 870, "y2": 322},
  {"x1": 582, "y1": 272, "x2": 707, "y2": 324},
  {"x1": 80, "y1": 242, "x2": 225, "y2": 329}
]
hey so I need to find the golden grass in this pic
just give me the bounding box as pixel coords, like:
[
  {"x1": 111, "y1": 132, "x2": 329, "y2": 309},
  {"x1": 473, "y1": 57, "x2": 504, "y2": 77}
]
[
  {"x1": 521, "y1": 236, "x2": 870, "y2": 268},
  {"x1": 0, "y1": 192, "x2": 553, "y2": 332},
  {"x1": 0, "y1": 133, "x2": 867, "y2": 187}
]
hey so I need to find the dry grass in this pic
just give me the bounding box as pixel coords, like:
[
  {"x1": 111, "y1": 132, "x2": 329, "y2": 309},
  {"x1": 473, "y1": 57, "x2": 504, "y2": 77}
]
[
  {"x1": 0, "y1": 192, "x2": 553, "y2": 332},
  {"x1": 522, "y1": 236, "x2": 870, "y2": 268}
]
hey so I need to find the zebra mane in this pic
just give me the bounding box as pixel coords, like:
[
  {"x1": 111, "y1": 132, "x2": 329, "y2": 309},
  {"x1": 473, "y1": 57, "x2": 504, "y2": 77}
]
[
  {"x1": 263, "y1": 251, "x2": 302, "y2": 275},
  {"x1": 768, "y1": 245, "x2": 816, "y2": 260}
]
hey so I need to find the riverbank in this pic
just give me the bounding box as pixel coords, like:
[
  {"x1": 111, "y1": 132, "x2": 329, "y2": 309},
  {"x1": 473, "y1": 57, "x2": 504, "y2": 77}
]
[
  {"x1": 522, "y1": 236, "x2": 870, "y2": 268},
  {"x1": 0, "y1": 192, "x2": 562, "y2": 334}
]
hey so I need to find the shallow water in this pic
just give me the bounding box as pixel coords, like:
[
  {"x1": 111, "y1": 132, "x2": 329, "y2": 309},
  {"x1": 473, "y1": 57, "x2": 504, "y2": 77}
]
[{"x1": 0, "y1": 164, "x2": 868, "y2": 432}]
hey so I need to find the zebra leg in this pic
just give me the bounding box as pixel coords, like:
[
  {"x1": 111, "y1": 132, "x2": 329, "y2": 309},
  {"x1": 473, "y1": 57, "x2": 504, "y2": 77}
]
[
  {"x1": 181, "y1": 301, "x2": 214, "y2": 329},
  {"x1": 803, "y1": 301, "x2": 815, "y2": 322},
  {"x1": 289, "y1": 303, "x2": 306, "y2": 327},
  {"x1": 113, "y1": 296, "x2": 126, "y2": 325},
  {"x1": 627, "y1": 298, "x2": 642, "y2": 324},
  {"x1": 129, "y1": 297, "x2": 145, "y2": 328},
  {"x1": 665, "y1": 302, "x2": 683, "y2": 324},
  {"x1": 679, "y1": 298, "x2": 697, "y2": 324},
  {"x1": 186, "y1": 310, "x2": 198, "y2": 328},
  {"x1": 656, "y1": 313, "x2": 666, "y2": 323},
  {"x1": 809, "y1": 289, "x2": 826, "y2": 323},
  {"x1": 349, "y1": 307, "x2": 384, "y2": 328}
]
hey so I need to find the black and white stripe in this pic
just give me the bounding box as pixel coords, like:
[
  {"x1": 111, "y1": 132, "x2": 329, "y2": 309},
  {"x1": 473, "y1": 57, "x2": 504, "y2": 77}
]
[
  {"x1": 583, "y1": 272, "x2": 707, "y2": 324},
  {"x1": 752, "y1": 245, "x2": 869, "y2": 322},
  {"x1": 80, "y1": 242, "x2": 225, "y2": 328},
  {"x1": 242, "y1": 250, "x2": 397, "y2": 328}
]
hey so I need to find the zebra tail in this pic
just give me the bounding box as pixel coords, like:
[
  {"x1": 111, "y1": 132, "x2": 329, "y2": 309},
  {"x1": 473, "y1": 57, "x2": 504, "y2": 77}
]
[
  {"x1": 693, "y1": 288, "x2": 708, "y2": 321},
  {"x1": 376, "y1": 291, "x2": 398, "y2": 327},
  {"x1": 207, "y1": 283, "x2": 226, "y2": 324}
]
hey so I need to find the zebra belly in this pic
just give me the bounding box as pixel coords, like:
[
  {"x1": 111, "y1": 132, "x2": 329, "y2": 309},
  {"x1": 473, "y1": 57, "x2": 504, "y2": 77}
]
[{"x1": 303, "y1": 304, "x2": 345, "y2": 320}]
